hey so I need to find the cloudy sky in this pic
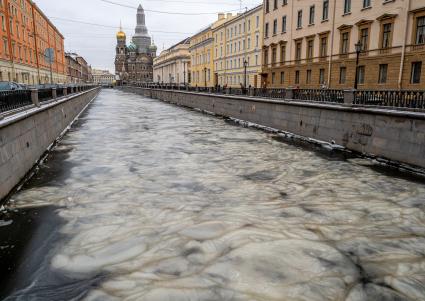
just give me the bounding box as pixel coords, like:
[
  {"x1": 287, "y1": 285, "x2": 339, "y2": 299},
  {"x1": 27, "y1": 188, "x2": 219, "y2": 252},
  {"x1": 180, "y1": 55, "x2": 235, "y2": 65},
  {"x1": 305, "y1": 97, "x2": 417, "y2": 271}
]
[{"x1": 35, "y1": 0, "x2": 261, "y2": 73}]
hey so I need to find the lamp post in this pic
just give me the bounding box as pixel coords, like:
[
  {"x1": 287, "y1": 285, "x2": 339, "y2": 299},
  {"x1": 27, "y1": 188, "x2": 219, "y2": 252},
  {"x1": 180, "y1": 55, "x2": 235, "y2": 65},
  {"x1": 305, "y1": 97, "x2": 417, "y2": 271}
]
[
  {"x1": 204, "y1": 67, "x2": 207, "y2": 88},
  {"x1": 183, "y1": 61, "x2": 186, "y2": 86},
  {"x1": 354, "y1": 41, "x2": 362, "y2": 90},
  {"x1": 243, "y1": 59, "x2": 248, "y2": 93}
]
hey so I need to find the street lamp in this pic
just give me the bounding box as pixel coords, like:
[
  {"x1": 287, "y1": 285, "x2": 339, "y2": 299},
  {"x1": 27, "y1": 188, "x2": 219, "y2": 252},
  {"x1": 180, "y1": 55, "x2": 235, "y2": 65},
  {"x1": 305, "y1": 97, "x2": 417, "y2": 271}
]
[
  {"x1": 354, "y1": 41, "x2": 362, "y2": 90},
  {"x1": 243, "y1": 59, "x2": 248, "y2": 93},
  {"x1": 183, "y1": 61, "x2": 186, "y2": 86},
  {"x1": 204, "y1": 67, "x2": 207, "y2": 88}
]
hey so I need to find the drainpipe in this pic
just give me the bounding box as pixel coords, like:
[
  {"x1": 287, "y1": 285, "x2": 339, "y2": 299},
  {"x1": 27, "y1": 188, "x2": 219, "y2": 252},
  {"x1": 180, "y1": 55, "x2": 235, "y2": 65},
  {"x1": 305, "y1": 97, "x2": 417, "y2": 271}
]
[
  {"x1": 398, "y1": 0, "x2": 411, "y2": 90},
  {"x1": 327, "y1": 0, "x2": 337, "y2": 88},
  {"x1": 289, "y1": 0, "x2": 294, "y2": 85},
  {"x1": 5, "y1": 0, "x2": 15, "y2": 81}
]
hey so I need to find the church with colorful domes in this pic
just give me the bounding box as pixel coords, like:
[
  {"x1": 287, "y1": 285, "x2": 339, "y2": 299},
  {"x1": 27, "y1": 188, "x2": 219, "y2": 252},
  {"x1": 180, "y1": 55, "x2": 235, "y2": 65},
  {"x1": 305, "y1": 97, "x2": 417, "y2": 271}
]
[{"x1": 115, "y1": 4, "x2": 157, "y2": 84}]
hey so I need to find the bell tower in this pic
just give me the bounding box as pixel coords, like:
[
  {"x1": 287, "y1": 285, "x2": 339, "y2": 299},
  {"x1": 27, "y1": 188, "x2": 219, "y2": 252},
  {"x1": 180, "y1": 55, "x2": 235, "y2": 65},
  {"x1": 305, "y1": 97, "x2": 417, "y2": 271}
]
[{"x1": 115, "y1": 22, "x2": 128, "y2": 79}]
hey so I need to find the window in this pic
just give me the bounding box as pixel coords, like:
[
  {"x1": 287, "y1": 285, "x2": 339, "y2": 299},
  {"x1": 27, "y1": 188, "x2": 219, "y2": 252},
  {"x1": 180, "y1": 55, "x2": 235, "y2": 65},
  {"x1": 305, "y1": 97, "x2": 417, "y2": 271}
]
[
  {"x1": 357, "y1": 66, "x2": 365, "y2": 84},
  {"x1": 256, "y1": 16, "x2": 259, "y2": 28},
  {"x1": 309, "y1": 6, "x2": 315, "y2": 25},
  {"x1": 283, "y1": 0, "x2": 287, "y2": 5},
  {"x1": 416, "y1": 16, "x2": 425, "y2": 45},
  {"x1": 344, "y1": 0, "x2": 351, "y2": 14},
  {"x1": 378, "y1": 64, "x2": 388, "y2": 84},
  {"x1": 306, "y1": 70, "x2": 312, "y2": 84},
  {"x1": 363, "y1": 0, "x2": 371, "y2": 8},
  {"x1": 307, "y1": 39, "x2": 314, "y2": 59},
  {"x1": 272, "y1": 47, "x2": 277, "y2": 64},
  {"x1": 295, "y1": 70, "x2": 300, "y2": 84},
  {"x1": 274, "y1": 0, "x2": 277, "y2": 10},
  {"x1": 297, "y1": 10, "x2": 303, "y2": 28},
  {"x1": 320, "y1": 36, "x2": 328, "y2": 57},
  {"x1": 360, "y1": 28, "x2": 369, "y2": 51},
  {"x1": 339, "y1": 67, "x2": 346, "y2": 84},
  {"x1": 265, "y1": 23, "x2": 269, "y2": 38},
  {"x1": 280, "y1": 44, "x2": 286, "y2": 63},
  {"x1": 280, "y1": 71, "x2": 285, "y2": 84},
  {"x1": 265, "y1": 0, "x2": 269, "y2": 13},
  {"x1": 319, "y1": 68, "x2": 325, "y2": 84},
  {"x1": 264, "y1": 49, "x2": 269, "y2": 65},
  {"x1": 323, "y1": 0, "x2": 329, "y2": 20},
  {"x1": 272, "y1": 72, "x2": 276, "y2": 84},
  {"x1": 295, "y1": 41, "x2": 302, "y2": 61},
  {"x1": 282, "y1": 16, "x2": 287, "y2": 33},
  {"x1": 273, "y1": 19, "x2": 277, "y2": 35},
  {"x1": 411, "y1": 62, "x2": 422, "y2": 84},
  {"x1": 381, "y1": 23, "x2": 392, "y2": 48},
  {"x1": 341, "y1": 32, "x2": 349, "y2": 54},
  {"x1": 3, "y1": 38, "x2": 7, "y2": 55}
]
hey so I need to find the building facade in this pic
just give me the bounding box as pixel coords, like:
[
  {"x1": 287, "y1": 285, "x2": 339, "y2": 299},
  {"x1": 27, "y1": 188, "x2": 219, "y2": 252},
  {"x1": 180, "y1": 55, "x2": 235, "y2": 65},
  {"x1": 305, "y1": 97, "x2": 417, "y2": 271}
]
[
  {"x1": 65, "y1": 53, "x2": 93, "y2": 83},
  {"x1": 189, "y1": 15, "x2": 230, "y2": 87},
  {"x1": 153, "y1": 38, "x2": 190, "y2": 85},
  {"x1": 0, "y1": 0, "x2": 67, "y2": 84},
  {"x1": 262, "y1": 0, "x2": 425, "y2": 90},
  {"x1": 115, "y1": 4, "x2": 157, "y2": 85},
  {"x1": 213, "y1": 6, "x2": 264, "y2": 88},
  {"x1": 92, "y1": 69, "x2": 115, "y2": 85}
]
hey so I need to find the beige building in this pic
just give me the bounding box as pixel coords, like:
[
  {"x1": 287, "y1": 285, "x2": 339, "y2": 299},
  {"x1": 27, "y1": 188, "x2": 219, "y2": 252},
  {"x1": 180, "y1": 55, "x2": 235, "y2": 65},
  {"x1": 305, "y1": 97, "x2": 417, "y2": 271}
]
[
  {"x1": 213, "y1": 6, "x2": 263, "y2": 88},
  {"x1": 92, "y1": 69, "x2": 115, "y2": 85},
  {"x1": 262, "y1": 0, "x2": 425, "y2": 90},
  {"x1": 153, "y1": 38, "x2": 190, "y2": 84},
  {"x1": 189, "y1": 15, "x2": 230, "y2": 87}
]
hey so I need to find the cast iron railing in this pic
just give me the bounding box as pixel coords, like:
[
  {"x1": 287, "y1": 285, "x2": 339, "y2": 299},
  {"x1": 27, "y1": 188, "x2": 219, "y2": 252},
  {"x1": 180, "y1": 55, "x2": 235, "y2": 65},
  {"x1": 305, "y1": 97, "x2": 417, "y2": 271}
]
[
  {"x1": 0, "y1": 85, "x2": 98, "y2": 114},
  {"x1": 293, "y1": 89, "x2": 344, "y2": 103},
  {"x1": 354, "y1": 90, "x2": 425, "y2": 109},
  {"x1": 38, "y1": 88, "x2": 53, "y2": 102},
  {"x1": 0, "y1": 90, "x2": 32, "y2": 113},
  {"x1": 134, "y1": 84, "x2": 425, "y2": 111}
]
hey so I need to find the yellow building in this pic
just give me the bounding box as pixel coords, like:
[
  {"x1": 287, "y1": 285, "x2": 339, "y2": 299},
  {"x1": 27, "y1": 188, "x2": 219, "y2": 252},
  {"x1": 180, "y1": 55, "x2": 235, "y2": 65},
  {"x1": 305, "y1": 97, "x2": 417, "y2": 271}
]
[
  {"x1": 189, "y1": 15, "x2": 230, "y2": 87},
  {"x1": 213, "y1": 6, "x2": 263, "y2": 88}
]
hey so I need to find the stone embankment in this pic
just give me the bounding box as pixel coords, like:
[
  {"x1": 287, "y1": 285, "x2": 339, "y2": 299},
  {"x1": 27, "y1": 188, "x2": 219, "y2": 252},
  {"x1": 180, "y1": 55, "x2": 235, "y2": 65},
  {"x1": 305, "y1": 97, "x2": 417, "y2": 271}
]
[
  {"x1": 0, "y1": 87, "x2": 100, "y2": 201},
  {"x1": 120, "y1": 86, "x2": 425, "y2": 171}
]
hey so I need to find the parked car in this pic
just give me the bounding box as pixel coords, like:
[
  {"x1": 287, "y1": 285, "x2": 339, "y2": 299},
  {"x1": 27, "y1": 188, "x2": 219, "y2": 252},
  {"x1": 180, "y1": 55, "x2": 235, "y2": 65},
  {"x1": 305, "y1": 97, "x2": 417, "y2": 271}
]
[{"x1": 0, "y1": 81, "x2": 26, "y2": 91}]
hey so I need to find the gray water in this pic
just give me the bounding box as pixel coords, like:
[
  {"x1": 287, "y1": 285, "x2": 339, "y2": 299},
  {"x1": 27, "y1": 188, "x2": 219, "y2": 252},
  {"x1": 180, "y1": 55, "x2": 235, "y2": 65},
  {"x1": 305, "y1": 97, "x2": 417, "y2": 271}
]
[{"x1": 1, "y1": 89, "x2": 425, "y2": 301}]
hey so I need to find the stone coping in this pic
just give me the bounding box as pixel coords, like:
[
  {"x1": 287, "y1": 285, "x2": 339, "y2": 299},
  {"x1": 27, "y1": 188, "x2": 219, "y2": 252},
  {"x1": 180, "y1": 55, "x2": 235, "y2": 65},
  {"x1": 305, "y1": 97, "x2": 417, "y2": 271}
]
[{"x1": 0, "y1": 88, "x2": 100, "y2": 130}]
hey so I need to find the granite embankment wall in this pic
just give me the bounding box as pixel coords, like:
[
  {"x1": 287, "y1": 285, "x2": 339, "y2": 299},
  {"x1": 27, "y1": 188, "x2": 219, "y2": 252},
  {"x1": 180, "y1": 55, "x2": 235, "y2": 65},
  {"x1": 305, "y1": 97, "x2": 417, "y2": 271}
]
[
  {"x1": 122, "y1": 86, "x2": 425, "y2": 170},
  {"x1": 0, "y1": 88, "x2": 100, "y2": 201}
]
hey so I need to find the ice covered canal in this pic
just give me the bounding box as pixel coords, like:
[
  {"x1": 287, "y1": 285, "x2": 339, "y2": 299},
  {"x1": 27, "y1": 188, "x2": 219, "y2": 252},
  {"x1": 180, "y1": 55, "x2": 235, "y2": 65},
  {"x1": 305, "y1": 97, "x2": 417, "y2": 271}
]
[{"x1": 1, "y1": 89, "x2": 424, "y2": 301}]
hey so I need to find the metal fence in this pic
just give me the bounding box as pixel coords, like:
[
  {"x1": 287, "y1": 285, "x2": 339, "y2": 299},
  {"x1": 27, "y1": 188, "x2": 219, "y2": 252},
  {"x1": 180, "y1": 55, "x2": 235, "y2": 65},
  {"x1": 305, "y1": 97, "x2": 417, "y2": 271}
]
[
  {"x1": 0, "y1": 85, "x2": 98, "y2": 115},
  {"x1": 135, "y1": 84, "x2": 425, "y2": 110},
  {"x1": 293, "y1": 89, "x2": 344, "y2": 104},
  {"x1": 0, "y1": 90, "x2": 32, "y2": 113},
  {"x1": 252, "y1": 88, "x2": 286, "y2": 99},
  {"x1": 38, "y1": 88, "x2": 53, "y2": 103},
  {"x1": 354, "y1": 90, "x2": 425, "y2": 109}
]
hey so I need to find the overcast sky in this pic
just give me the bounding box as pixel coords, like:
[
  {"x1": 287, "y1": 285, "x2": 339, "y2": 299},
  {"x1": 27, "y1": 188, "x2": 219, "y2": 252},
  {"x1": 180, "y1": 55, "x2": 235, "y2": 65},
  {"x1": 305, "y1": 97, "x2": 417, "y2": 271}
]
[{"x1": 35, "y1": 0, "x2": 261, "y2": 73}]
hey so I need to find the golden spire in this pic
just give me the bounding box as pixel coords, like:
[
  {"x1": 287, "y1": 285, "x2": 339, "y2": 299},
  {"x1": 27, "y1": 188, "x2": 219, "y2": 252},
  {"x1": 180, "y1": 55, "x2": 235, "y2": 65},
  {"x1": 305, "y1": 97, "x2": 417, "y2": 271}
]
[{"x1": 116, "y1": 20, "x2": 126, "y2": 39}]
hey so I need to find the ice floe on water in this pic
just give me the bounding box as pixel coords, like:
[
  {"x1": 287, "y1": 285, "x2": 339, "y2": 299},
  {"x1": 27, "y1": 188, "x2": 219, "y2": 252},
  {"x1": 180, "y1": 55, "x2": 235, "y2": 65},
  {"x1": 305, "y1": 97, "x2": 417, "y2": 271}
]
[
  {"x1": 0, "y1": 219, "x2": 12, "y2": 227},
  {"x1": 4, "y1": 90, "x2": 425, "y2": 301}
]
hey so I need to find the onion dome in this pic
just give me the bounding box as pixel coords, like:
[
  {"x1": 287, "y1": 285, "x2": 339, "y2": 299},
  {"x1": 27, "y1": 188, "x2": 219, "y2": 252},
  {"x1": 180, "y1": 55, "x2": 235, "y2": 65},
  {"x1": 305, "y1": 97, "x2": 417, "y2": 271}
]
[
  {"x1": 128, "y1": 41, "x2": 137, "y2": 52},
  {"x1": 117, "y1": 30, "x2": 126, "y2": 39},
  {"x1": 117, "y1": 21, "x2": 126, "y2": 39},
  {"x1": 148, "y1": 43, "x2": 157, "y2": 53}
]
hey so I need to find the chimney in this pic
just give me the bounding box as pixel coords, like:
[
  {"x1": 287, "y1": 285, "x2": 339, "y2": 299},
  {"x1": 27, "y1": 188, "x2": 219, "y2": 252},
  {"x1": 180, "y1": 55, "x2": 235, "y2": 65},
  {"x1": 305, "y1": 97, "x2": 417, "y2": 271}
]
[
  {"x1": 227, "y1": 13, "x2": 232, "y2": 19},
  {"x1": 218, "y1": 13, "x2": 225, "y2": 20}
]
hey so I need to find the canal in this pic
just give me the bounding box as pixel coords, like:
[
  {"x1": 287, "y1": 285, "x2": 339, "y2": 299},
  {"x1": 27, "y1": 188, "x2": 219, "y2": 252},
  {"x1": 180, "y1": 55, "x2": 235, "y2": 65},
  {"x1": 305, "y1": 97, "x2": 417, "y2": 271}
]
[{"x1": 1, "y1": 89, "x2": 424, "y2": 301}]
